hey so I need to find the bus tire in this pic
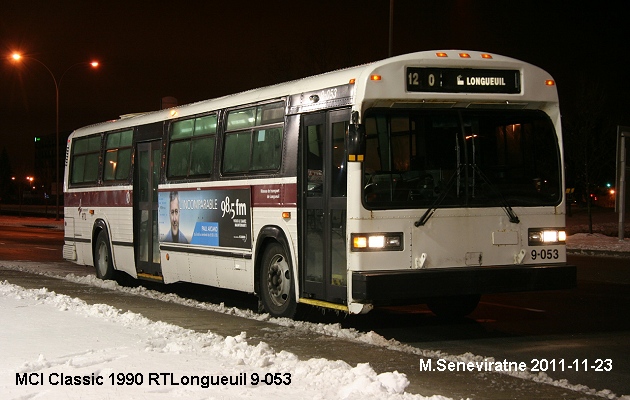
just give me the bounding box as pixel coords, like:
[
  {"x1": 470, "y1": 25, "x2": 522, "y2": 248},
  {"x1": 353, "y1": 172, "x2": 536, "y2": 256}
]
[
  {"x1": 94, "y1": 230, "x2": 115, "y2": 280},
  {"x1": 259, "y1": 242, "x2": 297, "y2": 319},
  {"x1": 427, "y1": 294, "x2": 481, "y2": 319}
]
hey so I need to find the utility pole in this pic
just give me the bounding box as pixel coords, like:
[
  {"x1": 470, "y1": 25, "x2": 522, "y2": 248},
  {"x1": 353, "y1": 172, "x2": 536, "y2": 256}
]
[
  {"x1": 389, "y1": 0, "x2": 394, "y2": 57},
  {"x1": 617, "y1": 126, "x2": 629, "y2": 240}
]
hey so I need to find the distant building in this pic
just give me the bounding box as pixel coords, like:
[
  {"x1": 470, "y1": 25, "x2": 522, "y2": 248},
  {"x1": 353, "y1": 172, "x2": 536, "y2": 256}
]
[{"x1": 34, "y1": 131, "x2": 70, "y2": 202}]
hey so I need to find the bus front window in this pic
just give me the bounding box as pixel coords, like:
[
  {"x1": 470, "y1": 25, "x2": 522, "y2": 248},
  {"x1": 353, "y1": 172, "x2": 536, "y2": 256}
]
[{"x1": 362, "y1": 109, "x2": 561, "y2": 210}]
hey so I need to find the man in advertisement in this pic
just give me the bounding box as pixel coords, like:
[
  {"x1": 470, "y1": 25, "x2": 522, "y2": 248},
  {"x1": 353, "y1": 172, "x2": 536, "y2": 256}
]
[{"x1": 163, "y1": 191, "x2": 189, "y2": 243}]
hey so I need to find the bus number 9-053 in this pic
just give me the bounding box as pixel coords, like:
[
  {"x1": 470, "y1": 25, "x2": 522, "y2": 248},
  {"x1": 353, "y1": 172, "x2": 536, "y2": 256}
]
[{"x1": 531, "y1": 249, "x2": 559, "y2": 261}]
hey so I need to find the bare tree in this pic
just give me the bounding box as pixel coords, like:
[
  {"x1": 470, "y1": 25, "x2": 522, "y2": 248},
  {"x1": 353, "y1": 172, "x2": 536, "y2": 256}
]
[{"x1": 562, "y1": 71, "x2": 616, "y2": 233}]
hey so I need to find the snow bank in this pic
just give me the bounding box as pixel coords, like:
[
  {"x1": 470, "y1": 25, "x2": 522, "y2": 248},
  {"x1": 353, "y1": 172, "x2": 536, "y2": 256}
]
[
  {"x1": 566, "y1": 233, "x2": 630, "y2": 254},
  {"x1": 2, "y1": 265, "x2": 624, "y2": 399},
  {"x1": 0, "y1": 281, "x2": 448, "y2": 400}
]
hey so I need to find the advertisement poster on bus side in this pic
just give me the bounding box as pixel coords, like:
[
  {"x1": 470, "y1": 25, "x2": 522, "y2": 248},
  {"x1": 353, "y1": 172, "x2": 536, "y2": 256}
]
[{"x1": 158, "y1": 188, "x2": 251, "y2": 249}]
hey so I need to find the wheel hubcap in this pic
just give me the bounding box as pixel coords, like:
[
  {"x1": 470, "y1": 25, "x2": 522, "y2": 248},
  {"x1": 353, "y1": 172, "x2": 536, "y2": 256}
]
[
  {"x1": 97, "y1": 243, "x2": 108, "y2": 276},
  {"x1": 267, "y1": 254, "x2": 290, "y2": 307}
]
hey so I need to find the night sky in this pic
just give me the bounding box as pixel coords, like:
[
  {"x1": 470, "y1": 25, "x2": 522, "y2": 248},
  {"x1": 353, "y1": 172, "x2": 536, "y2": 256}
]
[{"x1": 1, "y1": 0, "x2": 629, "y2": 177}]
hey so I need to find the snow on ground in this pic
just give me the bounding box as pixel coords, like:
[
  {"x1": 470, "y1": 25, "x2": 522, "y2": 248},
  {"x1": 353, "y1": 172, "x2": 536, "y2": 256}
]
[
  {"x1": 566, "y1": 233, "x2": 630, "y2": 254},
  {"x1": 2, "y1": 267, "x2": 627, "y2": 400},
  {"x1": 0, "y1": 281, "x2": 448, "y2": 400},
  {"x1": 1, "y1": 216, "x2": 629, "y2": 399}
]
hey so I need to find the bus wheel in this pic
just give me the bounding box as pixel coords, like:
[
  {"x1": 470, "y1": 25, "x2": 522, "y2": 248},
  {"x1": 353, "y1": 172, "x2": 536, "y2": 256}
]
[
  {"x1": 427, "y1": 294, "x2": 481, "y2": 319},
  {"x1": 94, "y1": 231, "x2": 115, "y2": 280},
  {"x1": 259, "y1": 243, "x2": 297, "y2": 318}
]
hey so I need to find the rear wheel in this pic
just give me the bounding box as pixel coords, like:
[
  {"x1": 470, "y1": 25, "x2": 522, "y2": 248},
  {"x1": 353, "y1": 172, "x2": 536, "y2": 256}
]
[
  {"x1": 259, "y1": 242, "x2": 297, "y2": 318},
  {"x1": 94, "y1": 231, "x2": 115, "y2": 280},
  {"x1": 427, "y1": 294, "x2": 481, "y2": 319}
]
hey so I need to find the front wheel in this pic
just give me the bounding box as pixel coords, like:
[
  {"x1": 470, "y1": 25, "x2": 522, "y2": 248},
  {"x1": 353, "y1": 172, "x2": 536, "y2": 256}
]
[
  {"x1": 259, "y1": 242, "x2": 297, "y2": 318},
  {"x1": 94, "y1": 230, "x2": 115, "y2": 280}
]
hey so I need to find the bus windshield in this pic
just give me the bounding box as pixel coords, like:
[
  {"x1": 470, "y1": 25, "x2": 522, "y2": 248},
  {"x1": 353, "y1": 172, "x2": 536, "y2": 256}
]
[{"x1": 362, "y1": 108, "x2": 561, "y2": 210}]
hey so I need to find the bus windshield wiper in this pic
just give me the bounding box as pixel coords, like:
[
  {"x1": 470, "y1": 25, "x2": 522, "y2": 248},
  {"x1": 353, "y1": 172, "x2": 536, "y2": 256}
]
[
  {"x1": 471, "y1": 165, "x2": 520, "y2": 224},
  {"x1": 414, "y1": 165, "x2": 519, "y2": 227},
  {"x1": 416, "y1": 113, "x2": 519, "y2": 227},
  {"x1": 415, "y1": 167, "x2": 460, "y2": 227},
  {"x1": 416, "y1": 130, "x2": 464, "y2": 227}
]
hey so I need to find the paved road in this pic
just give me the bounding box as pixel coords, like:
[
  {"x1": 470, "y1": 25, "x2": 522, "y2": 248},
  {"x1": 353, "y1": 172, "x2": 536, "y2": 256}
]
[
  {"x1": 0, "y1": 222, "x2": 62, "y2": 262},
  {"x1": 1, "y1": 217, "x2": 628, "y2": 398},
  {"x1": 0, "y1": 265, "x2": 610, "y2": 400},
  {"x1": 354, "y1": 255, "x2": 630, "y2": 397}
]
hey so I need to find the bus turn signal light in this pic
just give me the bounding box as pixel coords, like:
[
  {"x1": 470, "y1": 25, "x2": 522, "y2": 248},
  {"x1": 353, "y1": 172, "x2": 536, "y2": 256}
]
[
  {"x1": 351, "y1": 232, "x2": 403, "y2": 251},
  {"x1": 528, "y1": 228, "x2": 566, "y2": 246}
]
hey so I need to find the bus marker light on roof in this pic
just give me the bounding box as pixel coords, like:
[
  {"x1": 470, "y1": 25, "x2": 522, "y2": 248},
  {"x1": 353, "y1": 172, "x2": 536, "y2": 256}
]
[
  {"x1": 370, "y1": 74, "x2": 382, "y2": 81},
  {"x1": 349, "y1": 78, "x2": 356, "y2": 84},
  {"x1": 545, "y1": 80, "x2": 556, "y2": 86},
  {"x1": 436, "y1": 52, "x2": 448, "y2": 57},
  {"x1": 481, "y1": 53, "x2": 493, "y2": 59},
  {"x1": 459, "y1": 53, "x2": 471, "y2": 58}
]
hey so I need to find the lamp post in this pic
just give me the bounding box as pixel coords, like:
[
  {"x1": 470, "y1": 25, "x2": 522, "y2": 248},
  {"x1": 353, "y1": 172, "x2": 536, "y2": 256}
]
[{"x1": 10, "y1": 53, "x2": 98, "y2": 220}]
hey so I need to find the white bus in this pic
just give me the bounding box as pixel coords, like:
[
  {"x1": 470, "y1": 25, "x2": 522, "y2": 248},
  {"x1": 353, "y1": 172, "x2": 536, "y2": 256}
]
[{"x1": 63, "y1": 50, "x2": 575, "y2": 318}]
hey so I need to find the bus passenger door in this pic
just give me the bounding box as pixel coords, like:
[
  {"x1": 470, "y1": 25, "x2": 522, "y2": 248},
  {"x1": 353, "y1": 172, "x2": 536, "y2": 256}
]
[
  {"x1": 134, "y1": 140, "x2": 162, "y2": 278},
  {"x1": 301, "y1": 109, "x2": 349, "y2": 304}
]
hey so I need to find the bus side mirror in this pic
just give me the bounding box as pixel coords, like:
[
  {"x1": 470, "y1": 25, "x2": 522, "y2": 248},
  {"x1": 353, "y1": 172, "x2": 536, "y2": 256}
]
[{"x1": 347, "y1": 123, "x2": 365, "y2": 162}]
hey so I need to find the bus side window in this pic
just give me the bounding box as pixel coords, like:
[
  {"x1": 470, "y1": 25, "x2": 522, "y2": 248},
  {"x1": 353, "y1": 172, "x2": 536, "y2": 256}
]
[
  {"x1": 103, "y1": 129, "x2": 133, "y2": 182},
  {"x1": 223, "y1": 101, "x2": 285, "y2": 175},
  {"x1": 167, "y1": 114, "x2": 216, "y2": 178},
  {"x1": 251, "y1": 128, "x2": 282, "y2": 171},
  {"x1": 70, "y1": 135, "x2": 101, "y2": 185},
  {"x1": 167, "y1": 140, "x2": 191, "y2": 177},
  {"x1": 190, "y1": 136, "x2": 214, "y2": 175},
  {"x1": 223, "y1": 131, "x2": 251, "y2": 173}
]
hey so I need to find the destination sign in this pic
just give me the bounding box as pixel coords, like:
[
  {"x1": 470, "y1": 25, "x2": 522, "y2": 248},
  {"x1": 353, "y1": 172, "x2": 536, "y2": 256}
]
[{"x1": 406, "y1": 67, "x2": 520, "y2": 94}]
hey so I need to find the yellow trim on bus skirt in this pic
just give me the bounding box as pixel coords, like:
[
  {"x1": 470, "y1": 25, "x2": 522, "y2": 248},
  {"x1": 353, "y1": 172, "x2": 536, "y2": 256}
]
[{"x1": 299, "y1": 298, "x2": 349, "y2": 312}]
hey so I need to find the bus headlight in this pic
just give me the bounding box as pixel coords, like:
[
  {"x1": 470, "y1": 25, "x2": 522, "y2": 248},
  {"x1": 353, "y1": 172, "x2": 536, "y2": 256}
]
[
  {"x1": 528, "y1": 228, "x2": 566, "y2": 246},
  {"x1": 351, "y1": 232, "x2": 403, "y2": 251}
]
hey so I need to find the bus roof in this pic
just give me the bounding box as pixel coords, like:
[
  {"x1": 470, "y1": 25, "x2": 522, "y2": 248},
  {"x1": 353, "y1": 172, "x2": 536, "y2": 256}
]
[{"x1": 69, "y1": 50, "x2": 555, "y2": 139}]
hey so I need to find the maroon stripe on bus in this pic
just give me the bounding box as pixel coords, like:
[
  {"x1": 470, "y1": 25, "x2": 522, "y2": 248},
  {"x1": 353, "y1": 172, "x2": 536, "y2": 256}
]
[
  {"x1": 65, "y1": 190, "x2": 131, "y2": 207},
  {"x1": 251, "y1": 183, "x2": 297, "y2": 207},
  {"x1": 64, "y1": 183, "x2": 297, "y2": 208}
]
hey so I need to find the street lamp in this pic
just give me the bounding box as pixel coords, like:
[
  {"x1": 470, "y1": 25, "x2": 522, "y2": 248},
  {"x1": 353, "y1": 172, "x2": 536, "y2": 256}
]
[{"x1": 10, "y1": 52, "x2": 99, "y2": 220}]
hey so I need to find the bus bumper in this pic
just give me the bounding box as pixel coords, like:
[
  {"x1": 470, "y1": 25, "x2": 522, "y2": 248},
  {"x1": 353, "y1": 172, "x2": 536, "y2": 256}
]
[{"x1": 351, "y1": 264, "x2": 576, "y2": 304}]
